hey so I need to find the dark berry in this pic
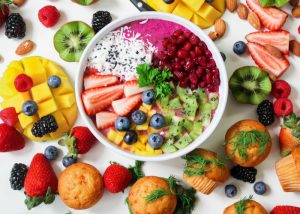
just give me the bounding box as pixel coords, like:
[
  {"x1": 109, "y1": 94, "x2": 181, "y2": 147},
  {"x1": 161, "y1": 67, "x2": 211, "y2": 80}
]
[
  {"x1": 44, "y1": 146, "x2": 59, "y2": 160},
  {"x1": 115, "y1": 117, "x2": 131, "y2": 131},
  {"x1": 254, "y1": 181, "x2": 267, "y2": 195},
  {"x1": 150, "y1": 114, "x2": 165, "y2": 129},
  {"x1": 9, "y1": 163, "x2": 28, "y2": 190},
  {"x1": 233, "y1": 41, "x2": 247, "y2": 55},
  {"x1": 5, "y1": 13, "x2": 26, "y2": 39},
  {"x1": 231, "y1": 165, "x2": 257, "y2": 183},
  {"x1": 131, "y1": 110, "x2": 147, "y2": 125},
  {"x1": 48, "y1": 75, "x2": 61, "y2": 88},
  {"x1": 163, "y1": 0, "x2": 175, "y2": 3},
  {"x1": 22, "y1": 100, "x2": 38, "y2": 116},
  {"x1": 91, "y1": 11, "x2": 112, "y2": 33},
  {"x1": 148, "y1": 133, "x2": 164, "y2": 149},
  {"x1": 257, "y1": 100, "x2": 275, "y2": 126},
  {"x1": 142, "y1": 89, "x2": 155, "y2": 104},
  {"x1": 62, "y1": 156, "x2": 77, "y2": 167},
  {"x1": 220, "y1": 52, "x2": 226, "y2": 61},
  {"x1": 123, "y1": 131, "x2": 138, "y2": 145},
  {"x1": 225, "y1": 184, "x2": 237, "y2": 198},
  {"x1": 31, "y1": 115, "x2": 58, "y2": 137}
]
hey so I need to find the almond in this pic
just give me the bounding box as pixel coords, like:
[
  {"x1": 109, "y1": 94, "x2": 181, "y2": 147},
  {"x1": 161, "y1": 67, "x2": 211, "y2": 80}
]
[
  {"x1": 214, "y1": 19, "x2": 226, "y2": 38},
  {"x1": 237, "y1": 3, "x2": 249, "y2": 20},
  {"x1": 15, "y1": 40, "x2": 34, "y2": 55},
  {"x1": 290, "y1": 40, "x2": 300, "y2": 57},
  {"x1": 248, "y1": 12, "x2": 261, "y2": 30},
  {"x1": 208, "y1": 31, "x2": 218, "y2": 41},
  {"x1": 290, "y1": 0, "x2": 299, "y2": 7},
  {"x1": 13, "y1": 0, "x2": 26, "y2": 6},
  {"x1": 226, "y1": 0, "x2": 238, "y2": 12},
  {"x1": 292, "y1": 6, "x2": 300, "y2": 17},
  {"x1": 264, "y1": 44, "x2": 282, "y2": 58}
]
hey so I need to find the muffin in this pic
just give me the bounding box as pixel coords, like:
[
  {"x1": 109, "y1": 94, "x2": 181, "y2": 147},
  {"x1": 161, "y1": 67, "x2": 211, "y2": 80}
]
[
  {"x1": 225, "y1": 120, "x2": 272, "y2": 167},
  {"x1": 58, "y1": 162, "x2": 104, "y2": 210},
  {"x1": 276, "y1": 145, "x2": 300, "y2": 192},
  {"x1": 224, "y1": 198, "x2": 268, "y2": 214},
  {"x1": 183, "y1": 148, "x2": 229, "y2": 195},
  {"x1": 128, "y1": 176, "x2": 177, "y2": 214}
]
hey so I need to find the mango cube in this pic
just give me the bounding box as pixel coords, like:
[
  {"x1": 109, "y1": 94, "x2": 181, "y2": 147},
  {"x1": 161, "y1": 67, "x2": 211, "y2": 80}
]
[
  {"x1": 142, "y1": 103, "x2": 152, "y2": 111},
  {"x1": 107, "y1": 129, "x2": 117, "y2": 142},
  {"x1": 121, "y1": 142, "x2": 132, "y2": 150},
  {"x1": 148, "y1": 0, "x2": 180, "y2": 13},
  {"x1": 38, "y1": 99, "x2": 58, "y2": 117},
  {"x1": 211, "y1": 0, "x2": 226, "y2": 13},
  {"x1": 146, "y1": 144, "x2": 154, "y2": 152},
  {"x1": 198, "y1": 3, "x2": 222, "y2": 24},
  {"x1": 0, "y1": 80, "x2": 17, "y2": 99},
  {"x1": 154, "y1": 149, "x2": 163, "y2": 155},
  {"x1": 192, "y1": 14, "x2": 211, "y2": 29},
  {"x1": 51, "y1": 77, "x2": 73, "y2": 95},
  {"x1": 182, "y1": 0, "x2": 205, "y2": 11},
  {"x1": 1, "y1": 92, "x2": 31, "y2": 113},
  {"x1": 148, "y1": 127, "x2": 160, "y2": 134},
  {"x1": 54, "y1": 93, "x2": 75, "y2": 109},
  {"x1": 50, "y1": 111, "x2": 70, "y2": 139},
  {"x1": 61, "y1": 104, "x2": 78, "y2": 127},
  {"x1": 139, "y1": 135, "x2": 148, "y2": 144},
  {"x1": 148, "y1": 110, "x2": 157, "y2": 117},
  {"x1": 133, "y1": 141, "x2": 146, "y2": 151},
  {"x1": 8, "y1": 60, "x2": 24, "y2": 72},
  {"x1": 44, "y1": 61, "x2": 67, "y2": 78},
  {"x1": 139, "y1": 105, "x2": 149, "y2": 114},
  {"x1": 136, "y1": 122, "x2": 149, "y2": 131},
  {"x1": 31, "y1": 82, "x2": 53, "y2": 103},
  {"x1": 115, "y1": 131, "x2": 126, "y2": 145},
  {"x1": 172, "y1": 2, "x2": 194, "y2": 20},
  {"x1": 18, "y1": 113, "x2": 37, "y2": 129},
  {"x1": 22, "y1": 57, "x2": 47, "y2": 85}
]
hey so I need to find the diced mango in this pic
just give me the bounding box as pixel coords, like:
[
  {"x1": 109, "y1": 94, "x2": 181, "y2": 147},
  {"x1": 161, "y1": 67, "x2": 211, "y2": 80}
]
[
  {"x1": 139, "y1": 105, "x2": 149, "y2": 114},
  {"x1": 31, "y1": 82, "x2": 53, "y2": 103},
  {"x1": 121, "y1": 142, "x2": 132, "y2": 150},
  {"x1": 61, "y1": 104, "x2": 78, "y2": 127},
  {"x1": 154, "y1": 149, "x2": 163, "y2": 155},
  {"x1": 146, "y1": 144, "x2": 154, "y2": 152},
  {"x1": 172, "y1": 2, "x2": 194, "y2": 20},
  {"x1": 18, "y1": 113, "x2": 37, "y2": 129},
  {"x1": 136, "y1": 122, "x2": 149, "y2": 131},
  {"x1": 1, "y1": 92, "x2": 31, "y2": 113},
  {"x1": 44, "y1": 60, "x2": 67, "y2": 78},
  {"x1": 133, "y1": 141, "x2": 146, "y2": 151},
  {"x1": 0, "y1": 79, "x2": 17, "y2": 99},
  {"x1": 8, "y1": 60, "x2": 24, "y2": 72},
  {"x1": 50, "y1": 111, "x2": 70, "y2": 139},
  {"x1": 2, "y1": 67, "x2": 23, "y2": 83},
  {"x1": 192, "y1": 14, "x2": 212, "y2": 29},
  {"x1": 139, "y1": 135, "x2": 148, "y2": 144},
  {"x1": 107, "y1": 129, "x2": 117, "y2": 142},
  {"x1": 182, "y1": 0, "x2": 205, "y2": 11},
  {"x1": 148, "y1": 110, "x2": 157, "y2": 117},
  {"x1": 148, "y1": 127, "x2": 160, "y2": 134},
  {"x1": 37, "y1": 99, "x2": 58, "y2": 117},
  {"x1": 134, "y1": 150, "x2": 161, "y2": 156},
  {"x1": 51, "y1": 77, "x2": 74, "y2": 95},
  {"x1": 211, "y1": 0, "x2": 225, "y2": 13},
  {"x1": 115, "y1": 131, "x2": 126, "y2": 145},
  {"x1": 142, "y1": 103, "x2": 152, "y2": 111},
  {"x1": 198, "y1": 3, "x2": 222, "y2": 24},
  {"x1": 148, "y1": 0, "x2": 180, "y2": 13},
  {"x1": 54, "y1": 93, "x2": 75, "y2": 109},
  {"x1": 22, "y1": 57, "x2": 47, "y2": 85}
]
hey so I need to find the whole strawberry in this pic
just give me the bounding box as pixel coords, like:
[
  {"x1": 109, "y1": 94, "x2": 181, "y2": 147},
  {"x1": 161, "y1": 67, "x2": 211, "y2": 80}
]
[
  {"x1": 0, "y1": 4, "x2": 9, "y2": 26},
  {"x1": 59, "y1": 126, "x2": 97, "y2": 158},
  {"x1": 271, "y1": 205, "x2": 300, "y2": 214},
  {"x1": 24, "y1": 153, "x2": 58, "y2": 210},
  {"x1": 104, "y1": 163, "x2": 133, "y2": 193},
  {"x1": 0, "y1": 123, "x2": 25, "y2": 152}
]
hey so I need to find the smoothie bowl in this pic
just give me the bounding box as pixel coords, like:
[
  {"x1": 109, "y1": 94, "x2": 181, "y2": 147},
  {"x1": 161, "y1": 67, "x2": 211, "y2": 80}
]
[{"x1": 75, "y1": 12, "x2": 228, "y2": 161}]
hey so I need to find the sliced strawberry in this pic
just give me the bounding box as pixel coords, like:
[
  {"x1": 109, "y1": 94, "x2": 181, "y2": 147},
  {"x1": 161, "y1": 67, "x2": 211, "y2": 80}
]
[
  {"x1": 82, "y1": 84, "x2": 124, "y2": 115},
  {"x1": 84, "y1": 74, "x2": 119, "y2": 90},
  {"x1": 0, "y1": 107, "x2": 18, "y2": 127},
  {"x1": 247, "y1": 42, "x2": 290, "y2": 79},
  {"x1": 246, "y1": 0, "x2": 288, "y2": 30},
  {"x1": 112, "y1": 94, "x2": 142, "y2": 116},
  {"x1": 271, "y1": 205, "x2": 300, "y2": 214},
  {"x1": 246, "y1": 30, "x2": 290, "y2": 55},
  {"x1": 96, "y1": 111, "x2": 118, "y2": 129},
  {"x1": 124, "y1": 80, "x2": 152, "y2": 97},
  {"x1": 85, "y1": 67, "x2": 99, "y2": 75}
]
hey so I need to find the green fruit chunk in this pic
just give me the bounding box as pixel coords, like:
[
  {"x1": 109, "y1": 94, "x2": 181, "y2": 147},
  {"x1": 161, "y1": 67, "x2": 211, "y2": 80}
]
[
  {"x1": 72, "y1": 0, "x2": 96, "y2": 5},
  {"x1": 209, "y1": 93, "x2": 219, "y2": 110},
  {"x1": 176, "y1": 86, "x2": 199, "y2": 121},
  {"x1": 174, "y1": 133, "x2": 192, "y2": 149},
  {"x1": 259, "y1": 0, "x2": 288, "y2": 7},
  {"x1": 183, "y1": 119, "x2": 193, "y2": 132},
  {"x1": 161, "y1": 140, "x2": 177, "y2": 153},
  {"x1": 169, "y1": 97, "x2": 181, "y2": 110},
  {"x1": 166, "y1": 116, "x2": 183, "y2": 138},
  {"x1": 54, "y1": 21, "x2": 95, "y2": 62},
  {"x1": 229, "y1": 66, "x2": 272, "y2": 105},
  {"x1": 189, "y1": 122, "x2": 203, "y2": 140},
  {"x1": 193, "y1": 88, "x2": 208, "y2": 104}
]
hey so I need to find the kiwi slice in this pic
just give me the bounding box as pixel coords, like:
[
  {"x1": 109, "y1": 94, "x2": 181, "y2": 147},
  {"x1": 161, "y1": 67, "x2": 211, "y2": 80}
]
[
  {"x1": 229, "y1": 66, "x2": 272, "y2": 105},
  {"x1": 72, "y1": 0, "x2": 96, "y2": 6},
  {"x1": 54, "y1": 21, "x2": 95, "y2": 62}
]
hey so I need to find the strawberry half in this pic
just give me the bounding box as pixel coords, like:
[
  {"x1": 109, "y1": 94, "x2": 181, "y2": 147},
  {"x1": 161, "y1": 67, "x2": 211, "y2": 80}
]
[
  {"x1": 247, "y1": 42, "x2": 290, "y2": 80},
  {"x1": 246, "y1": 30, "x2": 290, "y2": 55},
  {"x1": 271, "y1": 205, "x2": 300, "y2": 214},
  {"x1": 0, "y1": 123, "x2": 25, "y2": 152},
  {"x1": 112, "y1": 94, "x2": 142, "y2": 116},
  {"x1": 96, "y1": 111, "x2": 118, "y2": 129},
  {"x1": 246, "y1": 0, "x2": 288, "y2": 30},
  {"x1": 84, "y1": 74, "x2": 119, "y2": 90},
  {"x1": 124, "y1": 80, "x2": 152, "y2": 97},
  {"x1": 0, "y1": 107, "x2": 19, "y2": 127}
]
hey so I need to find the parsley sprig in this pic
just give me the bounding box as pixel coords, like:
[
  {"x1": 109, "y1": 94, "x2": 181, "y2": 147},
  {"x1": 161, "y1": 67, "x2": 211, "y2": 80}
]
[
  {"x1": 136, "y1": 63, "x2": 173, "y2": 99},
  {"x1": 235, "y1": 195, "x2": 253, "y2": 214}
]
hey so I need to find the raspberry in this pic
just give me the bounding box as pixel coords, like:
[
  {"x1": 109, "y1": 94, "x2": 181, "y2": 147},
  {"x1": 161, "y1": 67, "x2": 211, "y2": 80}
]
[
  {"x1": 38, "y1": 5, "x2": 60, "y2": 27},
  {"x1": 271, "y1": 80, "x2": 291, "y2": 99},
  {"x1": 14, "y1": 74, "x2": 33, "y2": 92},
  {"x1": 0, "y1": 107, "x2": 18, "y2": 127},
  {"x1": 274, "y1": 98, "x2": 293, "y2": 117}
]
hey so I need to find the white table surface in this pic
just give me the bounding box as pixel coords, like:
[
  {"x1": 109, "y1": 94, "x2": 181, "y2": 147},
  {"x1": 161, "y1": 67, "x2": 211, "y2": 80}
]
[{"x1": 0, "y1": 0, "x2": 299, "y2": 213}]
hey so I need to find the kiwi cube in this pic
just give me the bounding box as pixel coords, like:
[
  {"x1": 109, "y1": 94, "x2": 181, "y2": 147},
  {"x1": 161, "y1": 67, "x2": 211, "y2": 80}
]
[
  {"x1": 174, "y1": 133, "x2": 193, "y2": 149},
  {"x1": 209, "y1": 93, "x2": 219, "y2": 110}
]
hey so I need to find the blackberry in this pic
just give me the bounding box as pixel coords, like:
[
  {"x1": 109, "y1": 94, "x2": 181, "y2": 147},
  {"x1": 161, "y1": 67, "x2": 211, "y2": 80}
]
[
  {"x1": 31, "y1": 114, "x2": 58, "y2": 137},
  {"x1": 5, "y1": 13, "x2": 26, "y2": 39},
  {"x1": 257, "y1": 100, "x2": 275, "y2": 126},
  {"x1": 9, "y1": 163, "x2": 28, "y2": 190},
  {"x1": 231, "y1": 165, "x2": 257, "y2": 183},
  {"x1": 92, "y1": 11, "x2": 112, "y2": 33}
]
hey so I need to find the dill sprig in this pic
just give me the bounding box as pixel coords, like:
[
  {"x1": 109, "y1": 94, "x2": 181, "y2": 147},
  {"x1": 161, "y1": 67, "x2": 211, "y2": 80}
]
[
  {"x1": 226, "y1": 130, "x2": 270, "y2": 160},
  {"x1": 235, "y1": 195, "x2": 253, "y2": 214},
  {"x1": 145, "y1": 189, "x2": 171, "y2": 203},
  {"x1": 128, "y1": 161, "x2": 144, "y2": 185},
  {"x1": 125, "y1": 197, "x2": 133, "y2": 214}
]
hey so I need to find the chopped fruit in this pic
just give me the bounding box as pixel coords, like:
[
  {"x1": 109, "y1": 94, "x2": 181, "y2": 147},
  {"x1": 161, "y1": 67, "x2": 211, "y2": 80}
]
[
  {"x1": 245, "y1": 30, "x2": 290, "y2": 55},
  {"x1": 18, "y1": 113, "x2": 37, "y2": 129},
  {"x1": 271, "y1": 80, "x2": 291, "y2": 98},
  {"x1": 133, "y1": 141, "x2": 146, "y2": 151},
  {"x1": 115, "y1": 117, "x2": 131, "y2": 131},
  {"x1": 246, "y1": 0, "x2": 288, "y2": 30},
  {"x1": 84, "y1": 74, "x2": 119, "y2": 90},
  {"x1": 231, "y1": 165, "x2": 257, "y2": 183},
  {"x1": 54, "y1": 93, "x2": 75, "y2": 109},
  {"x1": 136, "y1": 122, "x2": 149, "y2": 131},
  {"x1": 191, "y1": 14, "x2": 211, "y2": 29},
  {"x1": 37, "y1": 99, "x2": 58, "y2": 118},
  {"x1": 14, "y1": 74, "x2": 33, "y2": 92},
  {"x1": 124, "y1": 80, "x2": 152, "y2": 97},
  {"x1": 271, "y1": 206, "x2": 300, "y2": 214},
  {"x1": 31, "y1": 82, "x2": 53, "y2": 103},
  {"x1": 115, "y1": 132, "x2": 126, "y2": 144},
  {"x1": 38, "y1": 5, "x2": 60, "y2": 28},
  {"x1": 107, "y1": 129, "x2": 118, "y2": 142},
  {"x1": 274, "y1": 98, "x2": 293, "y2": 117},
  {"x1": 112, "y1": 94, "x2": 142, "y2": 116},
  {"x1": 0, "y1": 124, "x2": 25, "y2": 152},
  {"x1": 96, "y1": 111, "x2": 118, "y2": 129},
  {"x1": 233, "y1": 41, "x2": 247, "y2": 55},
  {"x1": 0, "y1": 107, "x2": 18, "y2": 127},
  {"x1": 139, "y1": 135, "x2": 148, "y2": 144},
  {"x1": 247, "y1": 42, "x2": 290, "y2": 80},
  {"x1": 1, "y1": 92, "x2": 31, "y2": 113},
  {"x1": 182, "y1": 0, "x2": 205, "y2": 11},
  {"x1": 172, "y1": 2, "x2": 194, "y2": 20},
  {"x1": 22, "y1": 57, "x2": 47, "y2": 85},
  {"x1": 197, "y1": 3, "x2": 222, "y2": 24},
  {"x1": 9, "y1": 163, "x2": 28, "y2": 190}
]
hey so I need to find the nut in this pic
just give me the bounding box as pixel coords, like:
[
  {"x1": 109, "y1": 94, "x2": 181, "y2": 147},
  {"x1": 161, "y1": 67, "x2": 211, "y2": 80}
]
[
  {"x1": 248, "y1": 12, "x2": 261, "y2": 30},
  {"x1": 214, "y1": 19, "x2": 226, "y2": 38},
  {"x1": 15, "y1": 40, "x2": 34, "y2": 55},
  {"x1": 290, "y1": 40, "x2": 300, "y2": 57},
  {"x1": 264, "y1": 44, "x2": 282, "y2": 58},
  {"x1": 290, "y1": 0, "x2": 299, "y2": 7},
  {"x1": 237, "y1": 3, "x2": 249, "y2": 19},
  {"x1": 226, "y1": 0, "x2": 238, "y2": 12},
  {"x1": 292, "y1": 6, "x2": 300, "y2": 17},
  {"x1": 208, "y1": 31, "x2": 218, "y2": 41},
  {"x1": 13, "y1": 0, "x2": 26, "y2": 6}
]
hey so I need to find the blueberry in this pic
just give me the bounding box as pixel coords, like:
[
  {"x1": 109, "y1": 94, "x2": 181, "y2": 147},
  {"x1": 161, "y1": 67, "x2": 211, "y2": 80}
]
[
  {"x1": 254, "y1": 181, "x2": 267, "y2": 195},
  {"x1": 44, "y1": 146, "x2": 59, "y2": 160},
  {"x1": 115, "y1": 117, "x2": 131, "y2": 131},
  {"x1": 48, "y1": 75, "x2": 61, "y2": 88},
  {"x1": 22, "y1": 100, "x2": 38, "y2": 116},
  {"x1": 150, "y1": 113, "x2": 165, "y2": 129},
  {"x1": 123, "y1": 131, "x2": 138, "y2": 145},
  {"x1": 131, "y1": 110, "x2": 147, "y2": 125},
  {"x1": 233, "y1": 41, "x2": 247, "y2": 55},
  {"x1": 142, "y1": 89, "x2": 155, "y2": 105},
  {"x1": 62, "y1": 156, "x2": 77, "y2": 168},
  {"x1": 163, "y1": 0, "x2": 174, "y2": 3},
  {"x1": 148, "y1": 133, "x2": 164, "y2": 149},
  {"x1": 220, "y1": 52, "x2": 226, "y2": 61},
  {"x1": 225, "y1": 184, "x2": 237, "y2": 198}
]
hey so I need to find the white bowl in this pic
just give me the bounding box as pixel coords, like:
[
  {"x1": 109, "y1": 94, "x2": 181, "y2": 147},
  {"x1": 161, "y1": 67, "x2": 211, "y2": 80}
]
[{"x1": 75, "y1": 12, "x2": 228, "y2": 161}]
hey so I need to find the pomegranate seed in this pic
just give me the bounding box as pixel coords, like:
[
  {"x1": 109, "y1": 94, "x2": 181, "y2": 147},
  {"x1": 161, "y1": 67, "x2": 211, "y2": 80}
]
[
  {"x1": 170, "y1": 35, "x2": 177, "y2": 44},
  {"x1": 167, "y1": 49, "x2": 176, "y2": 57},
  {"x1": 205, "y1": 50, "x2": 212, "y2": 58},
  {"x1": 173, "y1": 62, "x2": 182, "y2": 70},
  {"x1": 163, "y1": 38, "x2": 170, "y2": 48},
  {"x1": 173, "y1": 29, "x2": 184, "y2": 37},
  {"x1": 184, "y1": 31, "x2": 192, "y2": 38},
  {"x1": 180, "y1": 60, "x2": 185, "y2": 66},
  {"x1": 212, "y1": 75, "x2": 220, "y2": 86},
  {"x1": 184, "y1": 42, "x2": 192, "y2": 51},
  {"x1": 189, "y1": 73, "x2": 198, "y2": 84},
  {"x1": 205, "y1": 73, "x2": 212, "y2": 83},
  {"x1": 199, "y1": 41, "x2": 207, "y2": 50},
  {"x1": 177, "y1": 35, "x2": 186, "y2": 44},
  {"x1": 196, "y1": 67, "x2": 204, "y2": 77},
  {"x1": 208, "y1": 85, "x2": 217, "y2": 92},
  {"x1": 207, "y1": 59, "x2": 216, "y2": 68},
  {"x1": 190, "y1": 83, "x2": 198, "y2": 90},
  {"x1": 177, "y1": 49, "x2": 188, "y2": 58},
  {"x1": 211, "y1": 68, "x2": 219, "y2": 75},
  {"x1": 199, "y1": 81, "x2": 206, "y2": 88},
  {"x1": 190, "y1": 51, "x2": 196, "y2": 59},
  {"x1": 174, "y1": 70, "x2": 184, "y2": 79},
  {"x1": 179, "y1": 78, "x2": 189, "y2": 88},
  {"x1": 184, "y1": 60, "x2": 195, "y2": 71},
  {"x1": 190, "y1": 34, "x2": 200, "y2": 45},
  {"x1": 194, "y1": 46, "x2": 203, "y2": 56},
  {"x1": 197, "y1": 57, "x2": 207, "y2": 67}
]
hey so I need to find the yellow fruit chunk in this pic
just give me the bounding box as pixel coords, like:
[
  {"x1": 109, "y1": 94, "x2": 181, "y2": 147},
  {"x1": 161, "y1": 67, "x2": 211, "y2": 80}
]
[
  {"x1": 115, "y1": 131, "x2": 126, "y2": 145},
  {"x1": 148, "y1": 0, "x2": 180, "y2": 13},
  {"x1": 133, "y1": 141, "x2": 146, "y2": 151},
  {"x1": 121, "y1": 142, "x2": 132, "y2": 150},
  {"x1": 172, "y1": 2, "x2": 194, "y2": 20},
  {"x1": 0, "y1": 79, "x2": 17, "y2": 99},
  {"x1": 61, "y1": 104, "x2": 78, "y2": 127},
  {"x1": 1, "y1": 92, "x2": 31, "y2": 113},
  {"x1": 50, "y1": 111, "x2": 70, "y2": 139},
  {"x1": 38, "y1": 99, "x2": 58, "y2": 117},
  {"x1": 148, "y1": 110, "x2": 156, "y2": 117},
  {"x1": 9, "y1": 60, "x2": 24, "y2": 72},
  {"x1": 24, "y1": 123, "x2": 51, "y2": 142},
  {"x1": 134, "y1": 150, "x2": 161, "y2": 156},
  {"x1": 139, "y1": 135, "x2": 148, "y2": 144},
  {"x1": 182, "y1": 0, "x2": 205, "y2": 11},
  {"x1": 198, "y1": 3, "x2": 222, "y2": 24},
  {"x1": 54, "y1": 93, "x2": 75, "y2": 109},
  {"x1": 142, "y1": 103, "x2": 152, "y2": 111},
  {"x1": 136, "y1": 122, "x2": 149, "y2": 131},
  {"x1": 139, "y1": 105, "x2": 149, "y2": 114},
  {"x1": 211, "y1": 0, "x2": 226, "y2": 13},
  {"x1": 107, "y1": 129, "x2": 117, "y2": 142},
  {"x1": 146, "y1": 144, "x2": 154, "y2": 152},
  {"x1": 22, "y1": 57, "x2": 47, "y2": 85},
  {"x1": 192, "y1": 14, "x2": 212, "y2": 29},
  {"x1": 154, "y1": 149, "x2": 163, "y2": 155},
  {"x1": 44, "y1": 60, "x2": 67, "y2": 78},
  {"x1": 2, "y1": 67, "x2": 22, "y2": 82},
  {"x1": 31, "y1": 82, "x2": 53, "y2": 103},
  {"x1": 18, "y1": 113, "x2": 37, "y2": 129},
  {"x1": 148, "y1": 127, "x2": 160, "y2": 134},
  {"x1": 51, "y1": 77, "x2": 73, "y2": 95}
]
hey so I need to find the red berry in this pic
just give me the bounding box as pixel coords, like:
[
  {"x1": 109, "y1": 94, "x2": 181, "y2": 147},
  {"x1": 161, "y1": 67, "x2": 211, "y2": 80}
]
[
  {"x1": 104, "y1": 164, "x2": 132, "y2": 193},
  {"x1": 38, "y1": 5, "x2": 60, "y2": 28},
  {"x1": 179, "y1": 79, "x2": 189, "y2": 88},
  {"x1": 177, "y1": 49, "x2": 188, "y2": 58},
  {"x1": 274, "y1": 98, "x2": 293, "y2": 117},
  {"x1": 190, "y1": 34, "x2": 200, "y2": 45},
  {"x1": 14, "y1": 74, "x2": 33, "y2": 92},
  {"x1": 0, "y1": 5, "x2": 9, "y2": 27},
  {"x1": 189, "y1": 73, "x2": 198, "y2": 84},
  {"x1": 183, "y1": 42, "x2": 192, "y2": 51},
  {"x1": 0, "y1": 124, "x2": 25, "y2": 152},
  {"x1": 271, "y1": 80, "x2": 291, "y2": 99},
  {"x1": 173, "y1": 29, "x2": 184, "y2": 37},
  {"x1": 0, "y1": 107, "x2": 18, "y2": 127}
]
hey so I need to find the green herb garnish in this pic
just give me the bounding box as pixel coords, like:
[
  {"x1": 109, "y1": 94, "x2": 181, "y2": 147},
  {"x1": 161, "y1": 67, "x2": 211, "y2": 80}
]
[
  {"x1": 145, "y1": 189, "x2": 171, "y2": 203},
  {"x1": 235, "y1": 195, "x2": 253, "y2": 214},
  {"x1": 283, "y1": 113, "x2": 300, "y2": 139},
  {"x1": 226, "y1": 130, "x2": 270, "y2": 160},
  {"x1": 136, "y1": 63, "x2": 173, "y2": 99},
  {"x1": 128, "y1": 161, "x2": 144, "y2": 185},
  {"x1": 125, "y1": 197, "x2": 133, "y2": 214}
]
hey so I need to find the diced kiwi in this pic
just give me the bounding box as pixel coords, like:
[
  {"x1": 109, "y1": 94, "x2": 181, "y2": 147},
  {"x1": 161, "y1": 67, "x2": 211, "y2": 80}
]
[
  {"x1": 182, "y1": 101, "x2": 198, "y2": 121},
  {"x1": 169, "y1": 97, "x2": 181, "y2": 110},
  {"x1": 193, "y1": 88, "x2": 208, "y2": 104},
  {"x1": 72, "y1": 0, "x2": 96, "y2": 5},
  {"x1": 195, "y1": 103, "x2": 212, "y2": 126},
  {"x1": 183, "y1": 119, "x2": 193, "y2": 132},
  {"x1": 54, "y1": 21, "x2": 95, "y2": 62},
  {"x1": 161, "y1": 143, "x2": 177, "y2": 153},
  {"x1": 176, "y1": 86, "x2": 193, "y2": 103},
  {"x1": 209, "y1": 93, "x2": 219, "y2": 110},
  {"x1": 174, "y1": 133, "x2": 192, "y2": 149},
  {"x1": 189, "y1": 122, "x2": 203, "y2": 140}
]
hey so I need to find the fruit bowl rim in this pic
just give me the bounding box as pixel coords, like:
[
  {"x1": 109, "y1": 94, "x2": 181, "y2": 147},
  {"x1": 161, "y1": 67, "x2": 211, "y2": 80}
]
[{"x1": 75, "y1": 12, "x2": 228, "y2": 161}]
